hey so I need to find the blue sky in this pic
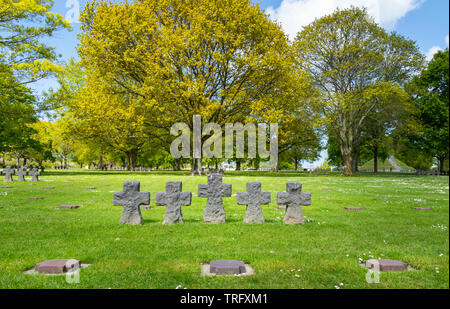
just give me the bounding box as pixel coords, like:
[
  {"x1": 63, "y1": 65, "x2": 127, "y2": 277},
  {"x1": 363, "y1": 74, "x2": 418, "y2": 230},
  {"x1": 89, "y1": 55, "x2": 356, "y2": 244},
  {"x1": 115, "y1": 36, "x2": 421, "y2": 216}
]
[
  {"x1": 32, "y1": 0, "x2": 449, "y2": 167},
  {"x1": 37, "y1": 0, "x2": 449, "y2": 91}
]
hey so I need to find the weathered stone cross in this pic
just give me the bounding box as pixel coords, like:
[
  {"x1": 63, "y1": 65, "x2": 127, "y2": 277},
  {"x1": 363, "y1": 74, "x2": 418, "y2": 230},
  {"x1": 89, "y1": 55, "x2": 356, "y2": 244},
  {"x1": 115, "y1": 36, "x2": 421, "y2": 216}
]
[
  {"x1": 237, "y1": 182, "x2": 271, "y2": 224},
  {"x1": 30, "y1": 167, "x2": 40, "y2": 181},
  {"x1": 16, "y1": 167, "x2": 27, "y2": 182},
  {"x1": 198, "y1": 174, "x2": 232, "y2": 223},
  {"x1": 3, "y1": 166, "x2": 14, "y2": 182},
  {"x1": 277, "y1": 182, "x2": 311, "y2": 224},
  {"x1": 155, "y1": 181, "x2": 192, "y2": 224},
  {"x1": 113, "y1": 181, "x2": 150, "y2": 225}
]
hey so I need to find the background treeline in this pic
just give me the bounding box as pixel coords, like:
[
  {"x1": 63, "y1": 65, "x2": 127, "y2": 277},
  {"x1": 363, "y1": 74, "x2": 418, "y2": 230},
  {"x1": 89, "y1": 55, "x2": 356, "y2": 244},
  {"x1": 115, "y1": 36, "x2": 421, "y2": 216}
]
[{"x1": 1, "y1": 0, "x2": 448, "y2": 174}]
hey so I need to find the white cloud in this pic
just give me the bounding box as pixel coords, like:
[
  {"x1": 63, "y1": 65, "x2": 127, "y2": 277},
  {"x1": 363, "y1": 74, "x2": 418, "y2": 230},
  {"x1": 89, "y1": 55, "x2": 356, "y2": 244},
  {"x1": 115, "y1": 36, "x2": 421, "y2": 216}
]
[
  {"x1": 424, "y1": 34, "x2": 448, "y2": 61},
  {"x1": 266, "y1": 0, "x2": 425, "y2": 39},
  {"x1": 425, "y1": 46, "x2": 442, "y2": 61}
]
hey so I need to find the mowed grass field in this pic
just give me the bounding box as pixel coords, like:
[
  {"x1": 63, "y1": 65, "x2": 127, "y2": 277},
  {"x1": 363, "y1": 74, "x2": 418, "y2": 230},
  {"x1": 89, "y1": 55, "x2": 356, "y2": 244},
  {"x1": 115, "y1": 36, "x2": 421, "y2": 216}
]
[{"x1": 0, "y1": 170, "x2": 448, "y2": 289}]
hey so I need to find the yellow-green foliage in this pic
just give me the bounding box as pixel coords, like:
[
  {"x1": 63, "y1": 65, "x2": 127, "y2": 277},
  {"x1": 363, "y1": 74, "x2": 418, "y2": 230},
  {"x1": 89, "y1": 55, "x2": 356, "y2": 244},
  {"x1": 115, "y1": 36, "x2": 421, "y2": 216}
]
[
  {"x1": 0, "y1": 0, "x2": 71, "y2": 82},
  {"x1": 73, "y1": 0, "x2": 317, "y2": 157}
]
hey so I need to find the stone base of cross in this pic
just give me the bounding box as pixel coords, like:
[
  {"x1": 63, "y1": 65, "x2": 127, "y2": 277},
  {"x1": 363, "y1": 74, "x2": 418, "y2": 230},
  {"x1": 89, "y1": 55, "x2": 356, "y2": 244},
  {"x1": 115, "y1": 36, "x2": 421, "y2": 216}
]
[
  {"x1": 113, "y1": 181, "x2": 150, "y2": 225},
  {"x1": 277, "y1": 182, "x2": 311, "y2": 224}
]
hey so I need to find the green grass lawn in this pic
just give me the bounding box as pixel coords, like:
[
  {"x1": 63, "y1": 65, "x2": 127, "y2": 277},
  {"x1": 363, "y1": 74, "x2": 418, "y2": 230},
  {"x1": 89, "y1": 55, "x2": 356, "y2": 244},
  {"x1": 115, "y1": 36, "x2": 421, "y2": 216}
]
[{"x1": 0, "y1": 170, "x2": 448, "y2": 289}]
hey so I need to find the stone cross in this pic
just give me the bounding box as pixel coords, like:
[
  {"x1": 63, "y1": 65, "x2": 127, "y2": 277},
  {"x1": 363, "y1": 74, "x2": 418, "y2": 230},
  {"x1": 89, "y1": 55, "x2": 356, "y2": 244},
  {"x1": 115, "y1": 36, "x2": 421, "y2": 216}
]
[
  {"x1": 30, "y1": 167, "x2": 41, "y2": 181},
  {"x1": 155, "y1": 181, "x2": 192, "y2": 224},
  {"x1": 277, "y1": 182, "x2": 311, "y2": 224},
  {"x1": 198, "y1": 173, "x2": 232, "y2": 223},
  {"x1": 237, "y1": 182, "x2": 271, "y2": 224},
  {"x1": 113, "y1": 181, "x2": 150, "y2": 225},
  {"x1": 16, "y1": 167, "x2": 27, "y2": 181},
  {"x1": 3, "y1": 166, "x2": 14, "y2": 182}
]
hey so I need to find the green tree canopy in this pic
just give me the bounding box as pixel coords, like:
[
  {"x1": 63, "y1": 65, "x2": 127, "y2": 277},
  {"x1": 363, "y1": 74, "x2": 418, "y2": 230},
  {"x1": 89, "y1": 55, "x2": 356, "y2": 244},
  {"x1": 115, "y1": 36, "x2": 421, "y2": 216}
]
[
  {"x1": 293, "y1": 6, "x2": 424, "y2": 175},
  {"x1": 406, "y1": 49, "x2": 449, "y2": 171}
]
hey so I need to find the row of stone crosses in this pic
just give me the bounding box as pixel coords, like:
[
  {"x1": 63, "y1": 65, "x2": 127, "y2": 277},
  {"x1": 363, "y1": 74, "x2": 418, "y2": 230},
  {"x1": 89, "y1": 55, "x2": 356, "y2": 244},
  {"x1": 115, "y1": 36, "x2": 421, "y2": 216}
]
[
  {"x1": 113, "y1": 174, "x2": 311, "y2": 225},
  {"x1": 1, "y1": 166, "x2": 41, "y2": 182}
]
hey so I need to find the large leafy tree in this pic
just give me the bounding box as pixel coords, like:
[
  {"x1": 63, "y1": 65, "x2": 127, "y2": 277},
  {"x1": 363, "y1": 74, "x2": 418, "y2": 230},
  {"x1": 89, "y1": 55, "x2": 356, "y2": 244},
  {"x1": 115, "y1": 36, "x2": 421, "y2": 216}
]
[
  {"x1": 0, "y1": 63, "x2": 38, "y2": 162},
  {"x1": 293, "y1": 7, "x2": 423, "y2": 175},
  {"x1": 77, "y1": 0, "x2": 314, "y2": 173},
  {"x1": 1, "y1": 0, "x2": 71, "y2": 165},
  {"x1": 0, "y1": 0, "x2": 71, "y2": 87},
  {"x1": 407, "y1": 49, "x2": 449, "y2": 172}
]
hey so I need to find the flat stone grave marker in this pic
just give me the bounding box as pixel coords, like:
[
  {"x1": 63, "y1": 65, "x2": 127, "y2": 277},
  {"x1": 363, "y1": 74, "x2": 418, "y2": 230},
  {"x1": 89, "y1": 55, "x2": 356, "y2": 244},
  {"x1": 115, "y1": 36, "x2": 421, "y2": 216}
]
[
  {"x1": 321, "y1": 188, "x2": 332, "y2": 191},
  {"x1": 277, "y1": 206, "x2": 286, "y2": 210},
  {"x1": 0, "y1": 206, "x2": 3, "y2": 209},
  {"x1": 373, "y1": 198, "x2": 388, "y2": 201},
  {"x1": 412, "y1": 207, "x2": 431, "y2": 210},
  {"x1": 86, "y1": 187, "x2": 96, "y2": 190},
  {"x1": 345, "y1": 207, "x2": 364, "y2": 210},
  {"x1": 3, "y1": 166, "x2": 14, "y2": 182},
  {"x1": 198, "y1": 174, "x2": 232, "y2": 223},
  {"x1": 210, "y1": 260, "x2": 246, "y2": 275},
  {"x1": 0, "y1": 186, "x2": 12, "y2": 189},
  {"x1": 277, "y1": 182, "x2": 311, "y2": 224},
  {"x1": 27, "y1": 197, "x2": 43, "y2": 200},
  {"x1": 30, "y1": 167, "x2": 41, "y2": 181},
  {"x1": 237, "y1": 182, "x2": 271, "y2": 224},
  {"x1": 42, "y1": 187, "x2": 55, "y2": 190},
  {"x1": 155, "y1": 181, "x2": 192, "y2": 224},
  {"x1": 320, "y1": 198, "x2": 332, "y2": 201},
  {"x1": 365, "y1": 259, "x2": 408, "y2": 272},
  {"x1": 113, "y1": 181, "x2": 150, "y2": 225},
  {"x1": 140, "y1": 206, "x2": 152, "y2": 210},
  {"x1": 16, "y1": 167, "x2": 27, "y2": 182},
  {"x1": 33, "y1": 259, "x2": 81, "y2": 274},
  {"x1": 58, "y1": 205, "x2": 80, "y2": 209}
]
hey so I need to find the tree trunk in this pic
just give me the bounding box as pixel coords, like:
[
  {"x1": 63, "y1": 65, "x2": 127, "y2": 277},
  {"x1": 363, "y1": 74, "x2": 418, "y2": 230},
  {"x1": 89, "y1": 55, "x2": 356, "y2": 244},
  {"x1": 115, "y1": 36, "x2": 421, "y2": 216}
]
[
  {"x1": 438, "y1": 156, "x2": 445, "y2": 173},
  {"x1": 193, "y1": 157, "x2": 202, "y2": 175},
  {"x1": 128, "y1": 149, "x2": 138, "y2": 170},
  {"x1": 294, "y1": 159, "x2": 298, "y2": 171},
  {"x1": 174, "y1": 158, "x2": 181, "y2": 171},
  {"x1": 98, "y1": 155, "x2": 103, "y2": 170},
  {"x1": 236, "y1": 160, "x2": 241, "y2": 171},
  {"x1": 341, "y1": 143, "x2": 353, "y2": 175},
  {"x1": 373, "y1": 144, "x2": 378, "y2": 173}
]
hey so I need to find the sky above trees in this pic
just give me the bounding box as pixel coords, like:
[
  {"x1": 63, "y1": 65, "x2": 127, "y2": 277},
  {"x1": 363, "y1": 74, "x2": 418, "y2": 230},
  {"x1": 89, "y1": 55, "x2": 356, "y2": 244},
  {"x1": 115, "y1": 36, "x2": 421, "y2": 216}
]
[
  {"x1": 33, "y1": 0, "x2": 449, "y2": 92},
  {"x1": 33, "y1": 1, "x2": 448, "y2": 90}
]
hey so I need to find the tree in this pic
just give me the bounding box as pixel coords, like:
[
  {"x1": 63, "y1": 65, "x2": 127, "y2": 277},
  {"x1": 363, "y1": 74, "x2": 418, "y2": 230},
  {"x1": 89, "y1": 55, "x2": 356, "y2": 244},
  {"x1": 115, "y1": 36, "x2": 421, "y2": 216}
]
[
  {"x1": 0, "y1": 63, "x2": 39, "y2": 164},
  {"x1": 0, "y1": 0, "x2": 71, "y2": 87},
  {"x1": 407, "y1": 50, "x2": 449, "y2": 172},
  {"x1": 77, "y1": 0, "x2": 312, "y2": 174},
  {"x1": 293, "y1": 7, "x2": 423, "y2": 175},
  {"x1": 361, "y1": 88, "x2": 410, "y2": 172}
]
